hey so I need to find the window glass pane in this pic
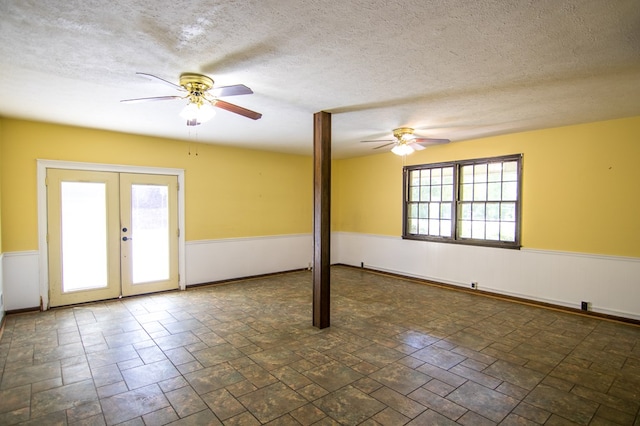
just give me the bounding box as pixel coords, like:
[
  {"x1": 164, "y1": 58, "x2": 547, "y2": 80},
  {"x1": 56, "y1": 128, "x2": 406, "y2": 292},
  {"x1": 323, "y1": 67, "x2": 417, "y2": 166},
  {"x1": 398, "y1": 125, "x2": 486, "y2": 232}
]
[
  {"x1": 418, "y1": 219, "x2": 428, "y2": 234},
  {"x1": 488, "y1": 162, "x2": 502, "y2": 182},
  {"x1": 430, "y1": 168, "x2": 442, "y2": 185},
  {"x1": 474, "y1": 164, "x2": 487, "y2": 182},
  {"x1": 460, "y1": 203, "x2": 471, "y2": 220},
  {"x1": 473, "y1": 183, "x2": 487, "y2": 201},
  {"x1": 501, "y1": 203, "x2": 516, "y2": 221},
  {"x1": 472, "y1": 221, "x2": 485, "y2": 239},
  {"x1": 461, "y1": 165, "x2": 474, "y2": 183},
  {"x1": 461, "y1": 183, "x2": 473, "y2": 201},
  {"x1": 409, "y1": 203, "x2": 418, "y2": 218},
  {"x1": 410, "y1": 170, "x2": 421, "y2": 186},
  {"x1": 440, "y1": 220, "x2": 452, "y2": 237},
  {"x1": 429, "y1": 202, "x2": 440, "y2": 219},
  {"x1": 459, "y1": 220, "x2": 472, "y2": 238},
  {"x1": 429, "y1": 220, "x2": 440, "y2": 236},
  {"x1": 430, "y1": 185, "x2": 441, "y2": 202},
  {"x1": 487, "y1": 182, "x2": 502, "y2": 201},
  {"x1": 418, "y1": 203, "x2": 428, "y2": 218},
  {"x1": 61, "y1": 182, "x2": 108, "y2": 292},
  {"x1": 410, "y1": 187, "x2": 420, "y2": 201},
  {"x1": 420, "y1": 186, "x2": 430, "y2": 201},
  {"x1": 500, "y1": 222, "x2": 516, "y2": 241},
  {"x1": 503, "y1": 161, "x2": 518, "y2": 181},
  {"x1": 502, "y1": 182, "x2": 517, "y2": 200},
  {"x1": 420, "y1": 169, "x2": 430, "y2": 186},
  {"x1": 442, "y1": 184, "x2": 453, "y2": 201},
  {"x1": 441, "y1": 203, "x2": 451, "y2": 219},
  {"x1": 442, "y1": 167, "x2": 454, "y2": 184},
  {"x1": 472, "y1": 203, "x2": 485, "y2": 220},
  {"x1": 486, "y1": 203, "x2": 500, "y2": 221},
  {"x1": 486, "y1": 222, "x2": 500, "y2": 240},
  {"x1": 408, "y1": 218, "x2": 418, "y2": 234}
]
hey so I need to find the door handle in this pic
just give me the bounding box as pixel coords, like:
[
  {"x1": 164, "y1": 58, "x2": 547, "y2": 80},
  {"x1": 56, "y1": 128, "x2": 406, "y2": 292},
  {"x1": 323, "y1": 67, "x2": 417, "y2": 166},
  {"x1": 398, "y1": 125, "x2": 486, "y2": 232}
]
[{"x1": 122, "y1": 236, "x2": 132, "y2": 241}]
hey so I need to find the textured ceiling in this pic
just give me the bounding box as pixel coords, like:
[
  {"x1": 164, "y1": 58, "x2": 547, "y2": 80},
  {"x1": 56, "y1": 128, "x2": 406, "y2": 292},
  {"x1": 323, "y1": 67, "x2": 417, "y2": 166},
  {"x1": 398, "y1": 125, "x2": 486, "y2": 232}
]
[{"x1": 1, "y1": 0, "x2": 639, "y2": 158}]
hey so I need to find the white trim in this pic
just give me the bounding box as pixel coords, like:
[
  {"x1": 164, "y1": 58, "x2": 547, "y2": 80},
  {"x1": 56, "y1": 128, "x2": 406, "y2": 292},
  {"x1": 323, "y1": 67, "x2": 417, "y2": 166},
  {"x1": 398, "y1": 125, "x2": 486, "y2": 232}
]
[
  {"x1": 37, "y1": 160, "x2": 187, "y2": 310},
  {"x1": 186, "y1": 233, "x2": 312, "y2": 245},
  {"x1": 521, "y1": 247, "x2": 640, "y2": 263}
]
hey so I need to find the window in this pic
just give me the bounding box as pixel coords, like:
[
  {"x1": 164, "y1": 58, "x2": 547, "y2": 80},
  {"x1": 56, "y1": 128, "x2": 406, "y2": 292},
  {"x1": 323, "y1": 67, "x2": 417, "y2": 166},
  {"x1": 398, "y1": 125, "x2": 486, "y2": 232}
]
[{"x1": 403, "y1": 154, "x2": 522, "y2": 248}]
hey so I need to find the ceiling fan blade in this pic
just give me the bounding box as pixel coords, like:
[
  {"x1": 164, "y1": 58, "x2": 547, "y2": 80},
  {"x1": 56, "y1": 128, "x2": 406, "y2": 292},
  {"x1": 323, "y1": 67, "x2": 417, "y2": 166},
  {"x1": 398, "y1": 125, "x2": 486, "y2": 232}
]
[
  {"x1": 136, "y1": 72, "x2": 185, "y2": 91},
  {"x1": 361, "y1": 139, "x2": 394, "y2": 143},
  {"x1": 213, "y1": 100, "x2": 262, "y2": 120},
  {"x1": 373, "y1": 142, "x2": 396, "y2": 150},
  {"x1": 414, "y1": 137, "x2": 451, "y2": 145},
  {"x1": 211, "y1": 84, "x2": 253, "y2": 97},
  {"x1": 409, "y1": 142, "x2": 426, "y2": 151},
  {"x1": 120, "y1": 95, "x2": 184, "y2": 104}
]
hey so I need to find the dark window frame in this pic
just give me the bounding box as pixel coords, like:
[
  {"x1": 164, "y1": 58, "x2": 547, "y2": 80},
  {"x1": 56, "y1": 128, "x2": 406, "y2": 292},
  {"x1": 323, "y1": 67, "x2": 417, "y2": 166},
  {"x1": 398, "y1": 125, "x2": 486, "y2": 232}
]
[{"x1": 402, "y1": 154, "x2": 523, "y2": 249}]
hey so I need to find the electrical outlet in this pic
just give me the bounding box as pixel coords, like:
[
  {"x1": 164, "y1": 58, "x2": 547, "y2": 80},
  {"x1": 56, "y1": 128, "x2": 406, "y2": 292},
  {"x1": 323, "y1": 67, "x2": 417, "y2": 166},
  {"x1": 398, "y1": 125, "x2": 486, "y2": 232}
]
[
  {"x1": 581, "y1": 301, "x2": 589, "y2": 311},
  {"x1": 360, "y1": 262, "x2": 364, "y2": 268},
  {"x1": 471, "y1": 282, "x2": 478, "y2": 289}
]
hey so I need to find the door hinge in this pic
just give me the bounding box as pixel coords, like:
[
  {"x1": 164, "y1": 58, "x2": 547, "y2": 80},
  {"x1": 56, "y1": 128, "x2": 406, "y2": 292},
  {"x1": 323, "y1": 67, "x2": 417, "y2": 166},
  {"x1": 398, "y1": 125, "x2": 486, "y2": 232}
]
[{"x1": 177, "y1": 228, "x2": 180, "y2": 237}]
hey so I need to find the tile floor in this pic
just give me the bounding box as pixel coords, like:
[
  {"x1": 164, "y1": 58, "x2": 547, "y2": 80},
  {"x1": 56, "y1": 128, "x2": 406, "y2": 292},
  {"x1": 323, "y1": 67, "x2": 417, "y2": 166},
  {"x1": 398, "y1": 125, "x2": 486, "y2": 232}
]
[{"x1": 0, "y1": 266, "x2": 639, "y2": 425}]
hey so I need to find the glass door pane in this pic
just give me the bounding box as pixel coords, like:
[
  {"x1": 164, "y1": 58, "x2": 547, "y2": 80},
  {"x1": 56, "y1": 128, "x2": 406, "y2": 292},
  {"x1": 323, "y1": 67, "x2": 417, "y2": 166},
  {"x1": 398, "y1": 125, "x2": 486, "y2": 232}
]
[
  {"x1": 131, "y1": 184, "x2": 170, "y2": 284},
  {"x1": 61, "y1": 182, "x2": 108, "y2": 291}
]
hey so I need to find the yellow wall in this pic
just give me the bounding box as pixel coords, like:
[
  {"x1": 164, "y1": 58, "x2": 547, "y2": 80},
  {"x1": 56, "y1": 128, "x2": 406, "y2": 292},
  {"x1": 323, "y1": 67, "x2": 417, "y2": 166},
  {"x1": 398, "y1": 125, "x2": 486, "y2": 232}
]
[
  {"x1": 334, "y1": 116, "x2": 640, "y2": 258},
  {"x1": 0, "y1": 118, "x2": 312, "y2": 252},
  {"x1": 0, "y1": 117, "x2": 3, "y2": 254}
]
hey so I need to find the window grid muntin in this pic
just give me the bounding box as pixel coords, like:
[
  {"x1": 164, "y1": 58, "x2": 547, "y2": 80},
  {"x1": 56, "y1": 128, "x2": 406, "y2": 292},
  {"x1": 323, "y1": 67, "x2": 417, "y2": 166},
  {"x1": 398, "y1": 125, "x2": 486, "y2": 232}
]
[{"x1": 404, "y1": 154, "x2": 521, "y2": 248}]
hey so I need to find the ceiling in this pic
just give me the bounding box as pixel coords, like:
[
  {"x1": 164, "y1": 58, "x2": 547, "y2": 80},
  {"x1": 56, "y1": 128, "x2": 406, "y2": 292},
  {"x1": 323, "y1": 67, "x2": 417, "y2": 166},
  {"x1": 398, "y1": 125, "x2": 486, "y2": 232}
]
[{"x1": 1, "y1": 0, "x2": 639, "y2": 158}]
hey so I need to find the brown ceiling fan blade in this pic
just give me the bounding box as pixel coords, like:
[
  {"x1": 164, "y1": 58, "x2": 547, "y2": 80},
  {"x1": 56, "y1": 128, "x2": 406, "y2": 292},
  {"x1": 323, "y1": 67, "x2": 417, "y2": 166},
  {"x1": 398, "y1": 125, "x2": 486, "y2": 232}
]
[
  {"x1": 213, "y1": 100, "x2": 262, "y2": 120},
  {"x1": 136, "y1": 72, "x2": 185, "y2": 91},
  {"x1": 211, "y1": 84, "x2": 253, "y2": 97},
  {"x1": 120, "y1": 96, "x2": 184, "y2": 103},
  {"x1": 414, "y1": 137, "x2": 451, "y2": 145}
]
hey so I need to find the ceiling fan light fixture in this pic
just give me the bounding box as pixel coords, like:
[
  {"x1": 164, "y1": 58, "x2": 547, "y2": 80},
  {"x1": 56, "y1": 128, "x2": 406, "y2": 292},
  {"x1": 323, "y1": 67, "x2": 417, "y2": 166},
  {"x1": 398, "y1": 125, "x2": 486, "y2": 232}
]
[
  {"x1": 391, "y1": 143, "x2": 414, "y2": 156},
  {"x1": 179, "y1": 101, "x2": 216, "y2": 125}
]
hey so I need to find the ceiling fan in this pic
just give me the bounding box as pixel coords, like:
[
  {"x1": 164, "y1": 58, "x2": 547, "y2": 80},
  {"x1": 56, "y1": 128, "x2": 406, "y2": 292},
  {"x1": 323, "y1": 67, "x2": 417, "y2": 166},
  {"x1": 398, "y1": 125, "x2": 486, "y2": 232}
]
[
  {"x1": 121, "y1": 72, "x2": 262, "y2": 125},
  {"x1": 362, "y1": 127, "x2": 450, "y2": 155}
]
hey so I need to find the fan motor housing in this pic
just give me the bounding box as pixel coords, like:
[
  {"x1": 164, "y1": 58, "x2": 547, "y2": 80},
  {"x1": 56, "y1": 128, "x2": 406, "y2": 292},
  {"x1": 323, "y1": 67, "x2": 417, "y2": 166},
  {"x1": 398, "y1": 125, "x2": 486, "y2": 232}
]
[{"x1": 179, "y1": 73, "x2": 214, "y2": 92}]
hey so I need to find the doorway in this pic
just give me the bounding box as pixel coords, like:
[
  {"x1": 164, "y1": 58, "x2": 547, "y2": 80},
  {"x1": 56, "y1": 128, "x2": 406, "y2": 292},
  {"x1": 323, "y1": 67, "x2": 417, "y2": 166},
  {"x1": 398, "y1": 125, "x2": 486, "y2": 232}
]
[{"x1": 42, "y1": 165, "x2": 183, "y2": 308}]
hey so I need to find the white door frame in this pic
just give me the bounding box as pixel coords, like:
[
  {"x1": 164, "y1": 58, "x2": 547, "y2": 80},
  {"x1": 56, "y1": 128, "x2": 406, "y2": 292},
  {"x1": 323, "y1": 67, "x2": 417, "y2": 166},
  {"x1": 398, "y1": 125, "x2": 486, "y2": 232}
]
[{"x1": 37, "y1": 159, "x2": 186, "y2": 310}]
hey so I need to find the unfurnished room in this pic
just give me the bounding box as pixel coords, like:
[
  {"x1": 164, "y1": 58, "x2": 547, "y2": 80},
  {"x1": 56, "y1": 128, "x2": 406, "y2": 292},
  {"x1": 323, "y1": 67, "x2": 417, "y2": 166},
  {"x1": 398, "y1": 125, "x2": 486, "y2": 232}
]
[{"x1": 0, "y1": 1, "x2": 639, "y2": 425}]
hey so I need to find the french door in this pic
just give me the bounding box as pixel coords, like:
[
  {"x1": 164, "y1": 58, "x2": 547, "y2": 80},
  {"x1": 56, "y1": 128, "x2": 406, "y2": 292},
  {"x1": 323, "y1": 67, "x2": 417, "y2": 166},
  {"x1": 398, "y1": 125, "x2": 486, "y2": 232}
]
[{"x1": 47, "y1": 169, "x2": 179, "y2": 307}]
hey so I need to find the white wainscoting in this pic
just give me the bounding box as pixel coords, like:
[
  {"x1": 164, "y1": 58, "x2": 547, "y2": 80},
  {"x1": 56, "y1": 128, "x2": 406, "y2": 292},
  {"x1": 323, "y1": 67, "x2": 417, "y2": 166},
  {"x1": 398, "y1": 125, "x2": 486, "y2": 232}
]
[
  {"x1": 3, "y1": 251, "x2": 40, "y2": 311},
  {"x1": 185, "y1": 234, "x2": 313, "y2": 285},
  {"x1": 333, "y1": 232, "x2": 640, "y2": 320},
  {"x1": 4, "y1": 233, "x2": 638, "y2": 321},
  {"x1": 0, "y1": 253, "x2": 5, "y2": 324},
  {"x1": 2, "y1": 235, "x2": 313, "y2": 311}
]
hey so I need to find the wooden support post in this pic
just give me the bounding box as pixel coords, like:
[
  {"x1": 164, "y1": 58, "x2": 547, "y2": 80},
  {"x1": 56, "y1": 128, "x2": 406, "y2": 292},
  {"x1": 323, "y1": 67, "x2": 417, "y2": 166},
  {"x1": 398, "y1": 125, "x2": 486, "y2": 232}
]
[{"x1": 313, "y1": 111, "x2": 331, "y2": 329}]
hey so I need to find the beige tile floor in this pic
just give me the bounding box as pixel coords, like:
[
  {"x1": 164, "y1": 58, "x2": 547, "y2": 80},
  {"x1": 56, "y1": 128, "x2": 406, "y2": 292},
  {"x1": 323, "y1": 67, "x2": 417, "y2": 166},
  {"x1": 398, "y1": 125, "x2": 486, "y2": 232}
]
[{"x1": 0, "y1": 266, "x2": 639, "y2": 425}]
